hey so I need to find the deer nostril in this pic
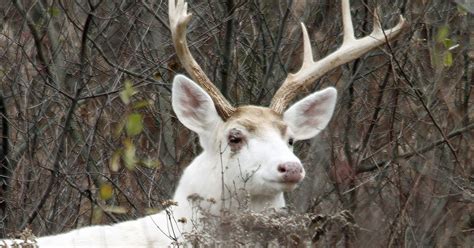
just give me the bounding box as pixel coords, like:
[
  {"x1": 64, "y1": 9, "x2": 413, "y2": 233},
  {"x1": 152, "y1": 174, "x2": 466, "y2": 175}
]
[
  {"x1": 277, "y1": 162, "x2": 303, "y2": 174},
  {"x1": 277, "y1": 162, "x2": 304, "y2": 183}
]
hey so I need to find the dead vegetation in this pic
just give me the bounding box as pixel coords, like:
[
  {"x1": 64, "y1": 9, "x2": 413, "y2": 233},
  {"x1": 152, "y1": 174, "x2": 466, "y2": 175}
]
[{"x1": 0, "y1": 0, "x2": 472, "y2": 247}]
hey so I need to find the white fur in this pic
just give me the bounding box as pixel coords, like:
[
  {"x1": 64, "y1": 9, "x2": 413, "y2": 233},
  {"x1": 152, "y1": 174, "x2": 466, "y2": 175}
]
[{"x1": 2, "y1": 75, "x2": 337, "y2": 247}]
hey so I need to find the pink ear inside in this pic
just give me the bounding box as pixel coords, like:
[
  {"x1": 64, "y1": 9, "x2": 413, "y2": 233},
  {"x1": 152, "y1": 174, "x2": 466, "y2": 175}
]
[
  {"x1": 283, "y1": 87, "x2": 337, "y2": 140},
  {"x1": 172, "y1": 75, "x2": 221, "y2": 134},
  {"x1": 176, "y1": 79, "x2": 210, "y2": 119}
]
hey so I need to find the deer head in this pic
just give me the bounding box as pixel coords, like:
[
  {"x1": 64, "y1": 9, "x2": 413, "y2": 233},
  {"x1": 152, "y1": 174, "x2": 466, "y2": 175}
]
[
  {"x1": 173, "y1": 74, "x2": 338, "y2": 198},
  {"x1": 169, "y1": 0, "x2": 406, "y2": 207}
]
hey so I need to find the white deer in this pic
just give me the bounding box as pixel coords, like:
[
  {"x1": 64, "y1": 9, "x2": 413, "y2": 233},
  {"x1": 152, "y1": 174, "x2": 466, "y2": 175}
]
[{"x1": 2, "y1": 0, "x2": 406, "y2": 247}]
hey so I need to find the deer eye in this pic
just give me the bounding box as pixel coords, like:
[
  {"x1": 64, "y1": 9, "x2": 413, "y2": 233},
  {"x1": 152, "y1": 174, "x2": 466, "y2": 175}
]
[
  {"x1": 228, "y1": 128, "x2": 243, "y2": 145},
  {"x1": 288, "y1": 138, "x2": 294, "y2": 146},
  {"x1": 229, "y1": 135, "x2": 242, "y2": 144}
]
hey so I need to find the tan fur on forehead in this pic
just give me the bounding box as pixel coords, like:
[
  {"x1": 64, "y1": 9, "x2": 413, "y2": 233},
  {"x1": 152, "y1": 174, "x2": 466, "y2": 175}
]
[{"x1": 227, "y1": 106, "x2": 287, "y2": 136}]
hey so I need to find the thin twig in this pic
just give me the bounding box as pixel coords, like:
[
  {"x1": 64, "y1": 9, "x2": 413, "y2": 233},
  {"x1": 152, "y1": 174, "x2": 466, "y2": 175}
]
[{"x1": 357, "y1": 122, "x2": 474, "y2": 173}]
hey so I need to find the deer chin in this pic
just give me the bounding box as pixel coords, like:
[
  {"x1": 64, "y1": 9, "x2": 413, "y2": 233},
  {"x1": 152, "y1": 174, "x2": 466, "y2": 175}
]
[
  {"x1": 275, "y1": 181, "x2": 300, "y2": 192},
  {"x1": 262, "y1": 178, "x2": 302, "y2": 192}
]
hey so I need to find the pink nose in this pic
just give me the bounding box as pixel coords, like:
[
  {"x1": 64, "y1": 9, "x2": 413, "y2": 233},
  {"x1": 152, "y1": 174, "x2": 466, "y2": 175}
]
[{"x1": 277, "y1": 162, "x2": 304, "y2": 183}]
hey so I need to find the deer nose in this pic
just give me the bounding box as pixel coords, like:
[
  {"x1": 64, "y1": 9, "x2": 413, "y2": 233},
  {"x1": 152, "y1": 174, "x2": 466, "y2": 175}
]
[{"x1": 277, "y1": 162, "x2": 304, "y2": 183}]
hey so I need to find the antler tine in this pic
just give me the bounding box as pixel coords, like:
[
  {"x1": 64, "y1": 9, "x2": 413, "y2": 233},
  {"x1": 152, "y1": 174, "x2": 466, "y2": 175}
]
[
  {"x1": 270, "y1": 0, "x2": 408, "y2": 114},
  {"x1": 169, "y1": 0, "x2": 235, "y2": 120},
  {"x1": 301, "y1": 23, "x2": 314, "y2": 67},
  {"x1": 341, "y1": 0, "x2": 355, "y2": 43}
]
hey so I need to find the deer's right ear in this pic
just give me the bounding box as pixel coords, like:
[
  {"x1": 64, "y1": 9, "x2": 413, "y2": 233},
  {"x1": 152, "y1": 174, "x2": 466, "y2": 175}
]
[{"x1": 172, "y1": 74, "x2": 223, "y2": 133}]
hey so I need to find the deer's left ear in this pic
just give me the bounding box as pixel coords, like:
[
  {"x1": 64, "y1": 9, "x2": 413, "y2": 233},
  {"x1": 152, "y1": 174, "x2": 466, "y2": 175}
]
[{"x1": 283, "y1": 87, "x2": 337, "y2": 140}]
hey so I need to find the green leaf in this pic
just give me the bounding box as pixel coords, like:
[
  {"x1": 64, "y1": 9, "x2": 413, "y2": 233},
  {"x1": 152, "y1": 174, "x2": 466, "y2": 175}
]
[
  {"x1": 103, "y1": 206, "x2": 128, "y2": 214},
  {"x1": 126, "y1": 113, "x2": 143, "y2": 136},
  {"x1": 91, "y1": 207, "x2": 103, "y2": 224},
  {"x1": 443, "y1": 38, "x2": 459, "y2": 51},
  {"x1": 145, "y1": 208, "x2": 160, "y2": 215},
  {"x1": 109, "y1": 150, "x2": 122, "y2": 172},
  {"x1": 133, "y1": 100, "x2": 152, "y2": 110},
  {"x1": 49, "y1": 7, "x2": 61, "y2": 17},
  {"x1": 443, "y1": 52, "x2": 453, "y2": 67},
  {"x1": 119, "y1": 80, "x2": 137, "y2": 105},
  {"x1": 140, "y1": 158, "x2": 161, "y2": 169},
  {"x1": 436, "y1": 26, "x2": 449, "y2": 43},
  {"x1": 443, "y1": 38, "x2": 454, "y2": 49},
  {"x1": 99, "y1": 183, "x2": 113, "y2": 200},
  {"x1": 123, "y1": 138, "x2": 137, "y2": 170}
]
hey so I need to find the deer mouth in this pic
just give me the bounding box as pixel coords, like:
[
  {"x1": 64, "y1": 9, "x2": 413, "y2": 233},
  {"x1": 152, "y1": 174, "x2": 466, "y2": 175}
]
[{"x1": 265, "y1": 179, "x2": 301, "y2": 191}]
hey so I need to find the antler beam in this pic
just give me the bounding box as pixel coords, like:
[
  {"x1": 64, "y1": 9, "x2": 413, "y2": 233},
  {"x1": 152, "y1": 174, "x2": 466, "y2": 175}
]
[
  {"x1": 270, "y1": 0, "x2": 407, "y2": 113},
  {"x1": 169, "y1": 0, "x2": 236, "y2": 119}
]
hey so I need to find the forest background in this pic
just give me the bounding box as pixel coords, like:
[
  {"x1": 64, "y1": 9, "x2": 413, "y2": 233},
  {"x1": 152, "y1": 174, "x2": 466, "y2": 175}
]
[{"x1": 0, "y1": 0, "x2": 472, "y2": 246}]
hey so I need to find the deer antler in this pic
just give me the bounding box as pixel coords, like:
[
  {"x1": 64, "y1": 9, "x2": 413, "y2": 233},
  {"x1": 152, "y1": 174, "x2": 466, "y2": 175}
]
[
  {"x1": 169, "y1": 0, "x2": 235, "y2": 120},
  {"x1": 270, "y1": 0, "x2": 408, "y2": 113}
]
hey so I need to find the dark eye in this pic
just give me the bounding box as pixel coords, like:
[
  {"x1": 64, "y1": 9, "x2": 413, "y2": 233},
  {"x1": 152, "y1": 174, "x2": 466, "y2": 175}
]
[
  {"x1": 228, "y1": 128, "x2": 243, "y2": 145},
  {"x1": 288, "y1": 138, "x2": 294, "y2": 146},
  {"x1": 229, "y1": 135, "x2": 242, "y2": 144}
]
